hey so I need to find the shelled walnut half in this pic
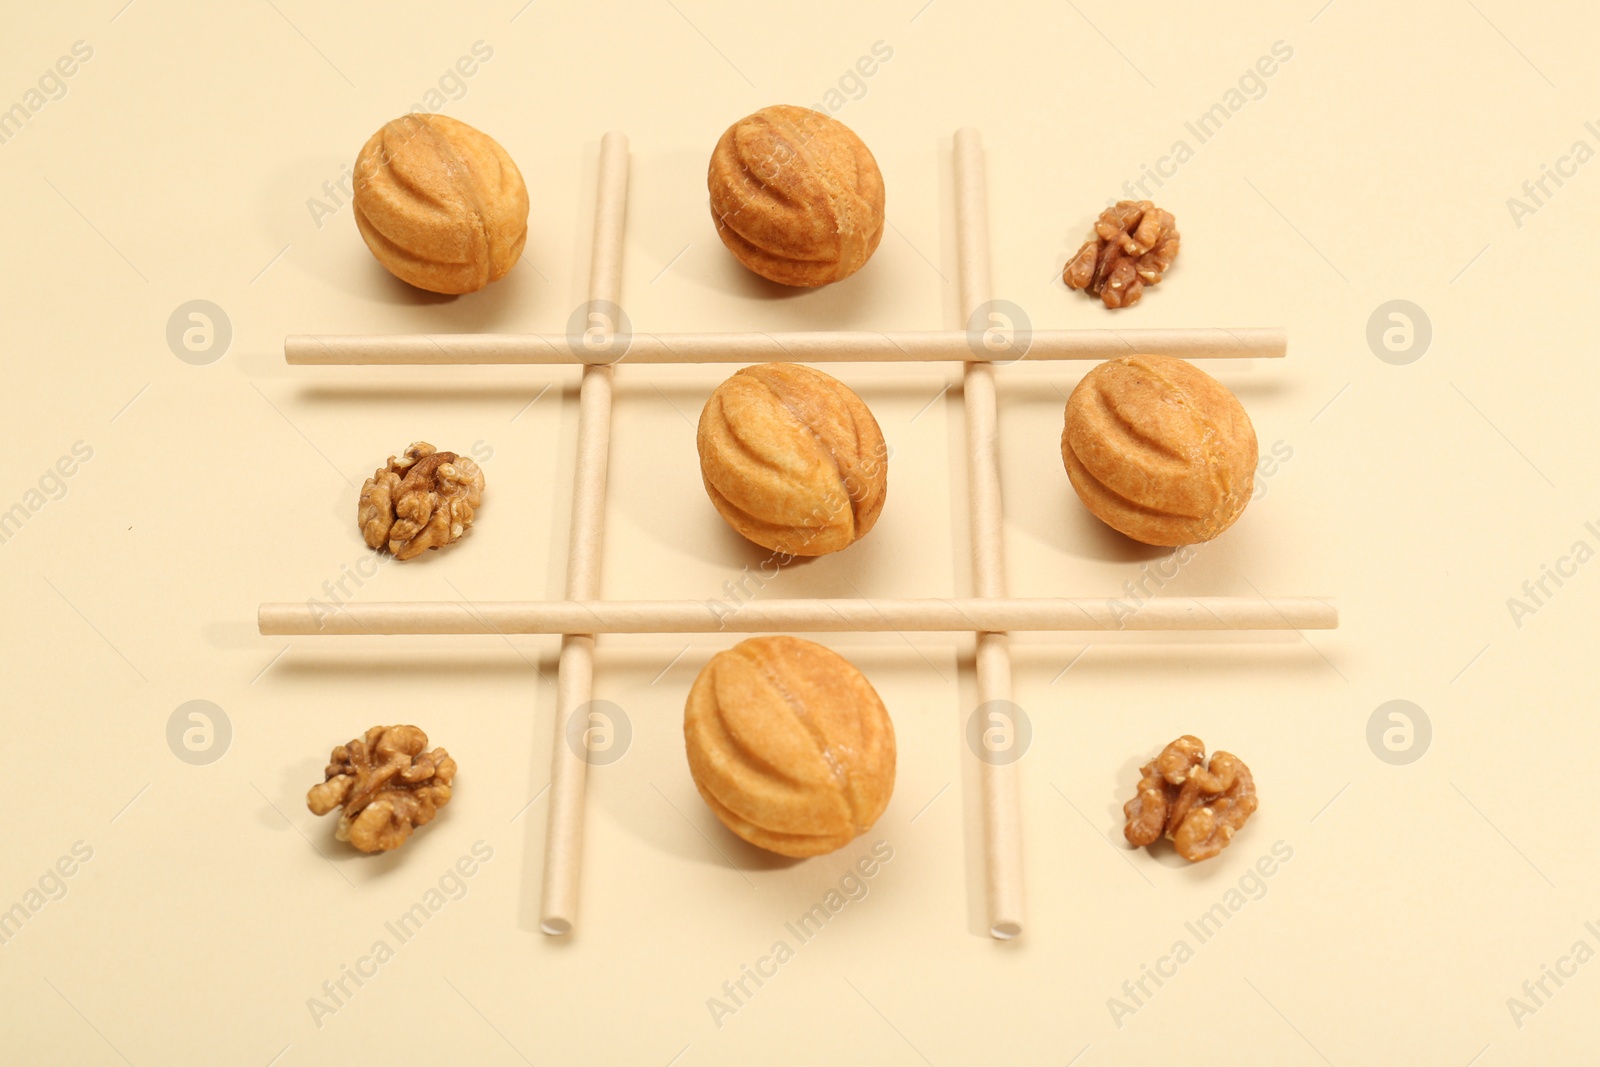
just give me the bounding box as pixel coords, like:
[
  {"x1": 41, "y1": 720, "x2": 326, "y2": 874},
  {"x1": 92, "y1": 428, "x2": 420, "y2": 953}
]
[
  {"x1": 358, "y1": 442, "x2": 484, "y2": 560},
  {"x1": 307, "y1": 725, "x2": 456, "y2": 853},
  {"x1": 1063, "y1": 200, "x2": 1179, "y2": 308},
  {"x1": 1123, "y1": 735, "x2": 1256, "y2": 862}
]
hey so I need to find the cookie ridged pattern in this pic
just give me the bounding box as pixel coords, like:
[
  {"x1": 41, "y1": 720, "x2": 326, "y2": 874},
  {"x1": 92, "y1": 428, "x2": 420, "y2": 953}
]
[
  {"x1": 684, "y1": 636, "x2": 896, "y2": 858},
  {"x1": 352, "y1": 113, "x2": 529, "y2": 294}
]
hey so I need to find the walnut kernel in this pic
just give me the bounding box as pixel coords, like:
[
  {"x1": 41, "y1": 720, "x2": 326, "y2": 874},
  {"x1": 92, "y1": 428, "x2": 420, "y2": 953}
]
[
  {"x1": 1063, "y1": 200, "x2": 1180, "y2": 308},
  {"x1": 358, "y1": 442, "x2": 484, "y2": 560},
  {"x1": 307, "y1": 725, "x2": 456, "y2": 852},
  {"x1": 1123, "y1": 735, "x2": 1255, "y2": 862}
]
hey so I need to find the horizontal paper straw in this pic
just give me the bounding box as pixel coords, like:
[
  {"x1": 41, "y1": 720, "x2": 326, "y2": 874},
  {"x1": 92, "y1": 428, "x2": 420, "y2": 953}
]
[{"x1": 258, "y1": 596, "x2": 1339, "y2": 636}]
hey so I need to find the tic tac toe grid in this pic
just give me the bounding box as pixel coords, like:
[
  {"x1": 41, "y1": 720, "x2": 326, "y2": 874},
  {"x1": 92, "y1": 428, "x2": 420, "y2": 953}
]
[{"x1": 258, "y1": 129, "x2": 1336, "y2": 940}]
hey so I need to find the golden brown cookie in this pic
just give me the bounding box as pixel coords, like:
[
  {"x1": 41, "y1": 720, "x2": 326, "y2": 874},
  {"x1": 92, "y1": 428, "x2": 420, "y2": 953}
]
[
  {"x1": 698, "y1": 363, "x2": 888, "y2": 556},
  {"x1": 352, "y1": 114, "x2": 528, "y2": 294},
  {"x1": 1062, "y1": 354, "x2": 1257, "y2": 546},
  {"x1": 684, "y1": 636, "x2": 895, "y2": 857},
  {"x1": 708, "y1": 105, "x2": 885, "y2": 287}
]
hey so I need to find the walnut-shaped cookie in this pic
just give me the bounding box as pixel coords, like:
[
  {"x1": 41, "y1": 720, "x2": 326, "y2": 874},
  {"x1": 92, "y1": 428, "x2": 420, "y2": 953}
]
[
  {"x1": 708, "y1": 105, "x2": 886, "y2": 287},
  {"x1": 352, "y1": 114, "x2": 528, "y2": 294},
  {"x1": 359, "y1": 442, "x2": 485, "y2": 560},
  {"x1": 1062, "y1": 354, "x2": 1256, "y2": 546},
  {"x1": 698, "y1": 363, "x2": 888, "y2": 556},
  {"x1": 307, "y1": 725, "x2": 456, "y2": 853},
  {"x1": 1123, "y1": 735, "x2": 1256, "y2": 862},
  {"x1": 684, "y1": 636, "x2": 895, "y2": 858}
]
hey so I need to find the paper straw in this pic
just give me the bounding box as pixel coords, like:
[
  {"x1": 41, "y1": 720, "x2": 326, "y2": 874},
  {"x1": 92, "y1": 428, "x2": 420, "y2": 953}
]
[
  {"x1": 284, "y1": 326, "x2": 1284, "y2": 366},
  {"x1": 257, "y1": 596, "x2": 1338, "y2": 636},
  {"x1": 539, "y1": 132, "x2": 628, "y2": 937},
  {"x1": 953, "y1": 129, "x2": 1028, "y2": 941}
]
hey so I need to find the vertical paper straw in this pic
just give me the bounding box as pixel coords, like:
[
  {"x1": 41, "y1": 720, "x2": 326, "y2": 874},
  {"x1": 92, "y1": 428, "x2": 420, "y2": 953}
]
[
  {"x1": 954, "y1": 128, "x2": 1026, "y2": 940},
  {"x1": 540, "y1": 132, "x2": 628, "y2": 936}
]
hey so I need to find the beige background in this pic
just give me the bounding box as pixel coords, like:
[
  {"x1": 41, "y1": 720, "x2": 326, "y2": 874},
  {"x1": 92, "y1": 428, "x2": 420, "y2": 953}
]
[{"x1": 2, "y1": 0, "x2": 1595, "y2": 1063}]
